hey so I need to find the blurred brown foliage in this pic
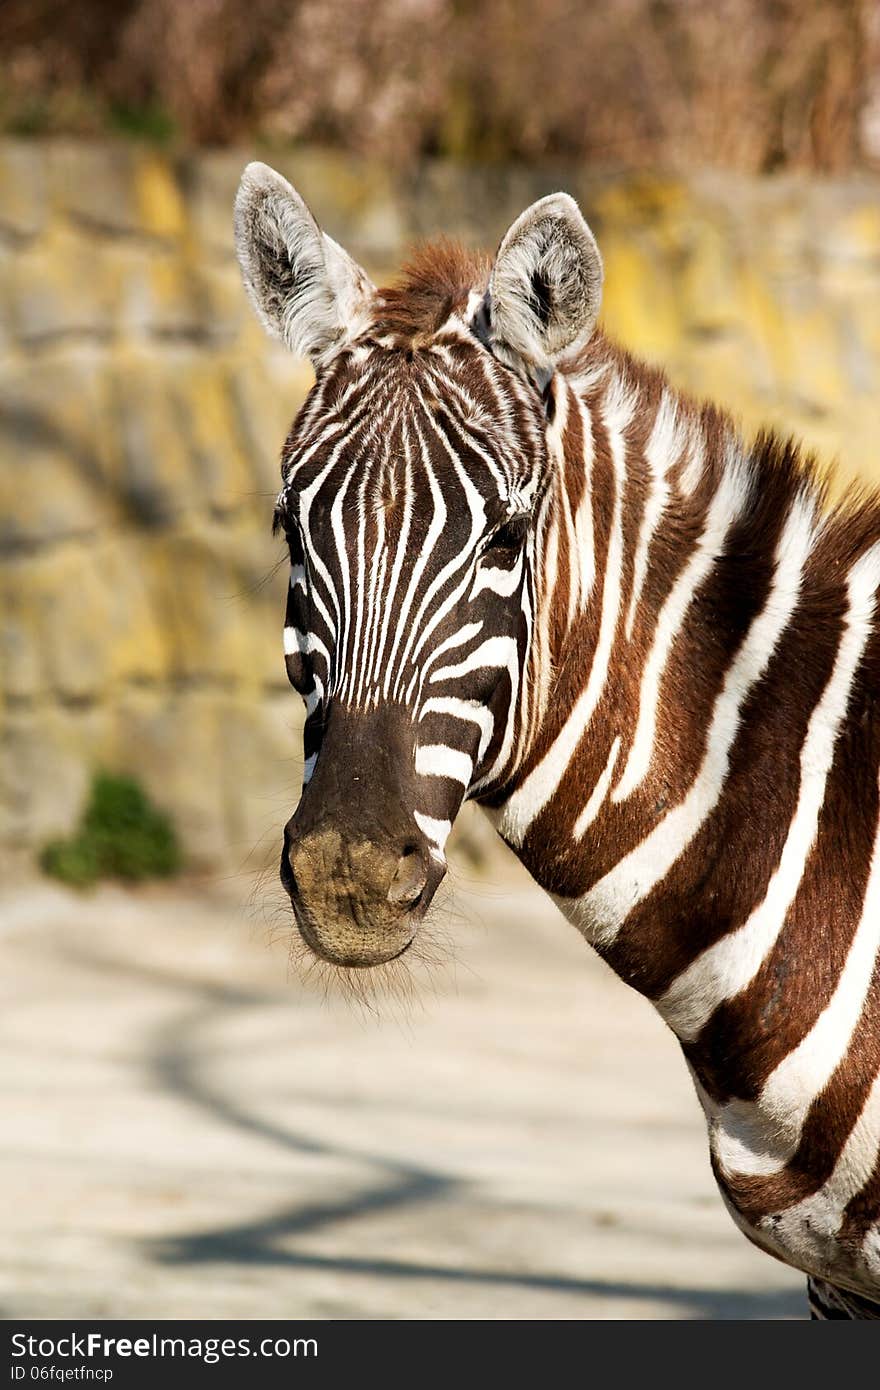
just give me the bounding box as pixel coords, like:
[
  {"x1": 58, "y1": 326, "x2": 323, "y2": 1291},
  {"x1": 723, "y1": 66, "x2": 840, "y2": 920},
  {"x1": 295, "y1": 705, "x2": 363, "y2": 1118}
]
[{"x1": 1, "y1": 0, "x2": 877, "y2": 171}]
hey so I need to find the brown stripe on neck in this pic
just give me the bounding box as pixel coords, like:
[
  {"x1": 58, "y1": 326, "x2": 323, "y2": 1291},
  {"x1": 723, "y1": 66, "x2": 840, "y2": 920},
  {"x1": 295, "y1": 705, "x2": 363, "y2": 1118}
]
[
  {"x1": 839, "y1": 1092, "x2": 880, "y2": 1248},
  {"x1": 687, "y1": 616, "x2": 880, "y2": 1103},
  {"x1": 718, "y1": 971, "x2": 880, "y2": 1226},
  {"x1": 563, "y1": 448, "x2": 803, "y2": 966}
]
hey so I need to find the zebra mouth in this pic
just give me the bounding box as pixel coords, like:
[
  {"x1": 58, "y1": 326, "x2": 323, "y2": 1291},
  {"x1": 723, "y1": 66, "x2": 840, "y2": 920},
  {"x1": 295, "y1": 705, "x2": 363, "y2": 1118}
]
[
  {"x1": 296, "y1": 917, "x2": 415, "y2": 970},
  {"x1": 291, "y1": 907, "x2": 418, "y2": 970}
]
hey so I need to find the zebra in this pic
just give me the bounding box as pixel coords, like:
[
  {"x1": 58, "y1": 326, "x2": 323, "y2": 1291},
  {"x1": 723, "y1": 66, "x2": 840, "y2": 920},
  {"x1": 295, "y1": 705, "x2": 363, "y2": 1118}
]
[{"x1": 234, "y1": 160, "x2": 880, "y2": 1319}]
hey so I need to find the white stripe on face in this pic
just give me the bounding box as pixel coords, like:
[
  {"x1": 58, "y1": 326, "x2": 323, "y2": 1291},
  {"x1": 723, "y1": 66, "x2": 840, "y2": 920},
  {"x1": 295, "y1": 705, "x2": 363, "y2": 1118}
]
[{"x1": 415, "y1": 744, "x2": 474, "y2": 786}]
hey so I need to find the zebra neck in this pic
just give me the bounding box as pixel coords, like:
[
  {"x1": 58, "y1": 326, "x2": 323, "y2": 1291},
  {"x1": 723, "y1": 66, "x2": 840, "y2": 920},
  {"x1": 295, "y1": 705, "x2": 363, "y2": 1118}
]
[
  {"x1": 497, "y1": 349, "x2": 762, "y2": 860},
  {"x1": 482, "y1": 341, "x2": 880, "y2": 1288},
  {"x1": 491, "y1": 344, "x2": 880, "y2": 1070}
]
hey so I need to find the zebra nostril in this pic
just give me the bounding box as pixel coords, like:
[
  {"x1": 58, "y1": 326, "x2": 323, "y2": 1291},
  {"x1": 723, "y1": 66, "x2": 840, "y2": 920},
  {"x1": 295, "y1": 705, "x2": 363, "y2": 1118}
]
[{"x1": 387, "y1": 847, "x2": 429, "y2": 908}]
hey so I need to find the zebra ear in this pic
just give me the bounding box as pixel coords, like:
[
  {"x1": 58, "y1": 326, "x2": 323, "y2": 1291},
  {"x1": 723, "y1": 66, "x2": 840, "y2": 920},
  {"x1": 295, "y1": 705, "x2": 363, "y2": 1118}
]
[
  {"x1": 234, "y1": 162, "x2": 375, "y2": 367},
  {"x1": 488, "y1": 193, "x2": 603, "y2": 379}
]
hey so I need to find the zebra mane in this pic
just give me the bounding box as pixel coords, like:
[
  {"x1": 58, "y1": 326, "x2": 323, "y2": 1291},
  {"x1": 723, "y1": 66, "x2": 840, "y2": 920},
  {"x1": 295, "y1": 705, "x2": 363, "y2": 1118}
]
[
  {"x1": 371, "y1": 240, "x2": 491, "y2": 343},
  {"x1": 569, "y1": 325, "x2": 880, "y2": 560}
]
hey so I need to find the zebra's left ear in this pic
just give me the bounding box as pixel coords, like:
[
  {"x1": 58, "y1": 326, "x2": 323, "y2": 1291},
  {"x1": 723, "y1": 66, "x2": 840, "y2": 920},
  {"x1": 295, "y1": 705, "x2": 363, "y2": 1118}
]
[{"x1": 487, "y1": 193, "x2": 603, "y2": 386}]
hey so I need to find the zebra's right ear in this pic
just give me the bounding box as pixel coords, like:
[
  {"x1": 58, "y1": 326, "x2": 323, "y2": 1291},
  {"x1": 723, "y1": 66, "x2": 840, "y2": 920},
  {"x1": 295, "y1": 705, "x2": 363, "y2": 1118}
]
[
  {"x1": 234, "y1": 162, "x2": 375, "y2": 367},
  {"x1": 487, "y1": 193, "x2": 603, "y2": 383}
]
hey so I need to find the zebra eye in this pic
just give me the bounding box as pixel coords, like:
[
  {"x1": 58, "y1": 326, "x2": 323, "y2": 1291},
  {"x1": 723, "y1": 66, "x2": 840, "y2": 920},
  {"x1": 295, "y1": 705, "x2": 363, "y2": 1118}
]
[{"x1": 484, "y1": 514, "x2": 529, "y2": 554}]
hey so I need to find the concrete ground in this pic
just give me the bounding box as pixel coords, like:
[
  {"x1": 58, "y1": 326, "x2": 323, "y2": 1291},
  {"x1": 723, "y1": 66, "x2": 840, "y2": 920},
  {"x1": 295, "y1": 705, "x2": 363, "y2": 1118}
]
[{"x1": 0, "y1": 855, "x2": 805, "y2": 1320}]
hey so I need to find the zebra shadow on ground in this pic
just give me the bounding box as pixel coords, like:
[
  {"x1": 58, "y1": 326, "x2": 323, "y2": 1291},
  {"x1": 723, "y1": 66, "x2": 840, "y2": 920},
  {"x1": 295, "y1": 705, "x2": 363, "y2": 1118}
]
[{"x1": 67, "y1": 941, "x2": 806, "y2": 1321}]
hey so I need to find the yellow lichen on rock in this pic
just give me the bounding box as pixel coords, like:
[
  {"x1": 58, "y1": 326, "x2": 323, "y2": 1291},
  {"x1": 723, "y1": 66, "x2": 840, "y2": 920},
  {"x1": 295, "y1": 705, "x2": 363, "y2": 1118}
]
[{"x1": 135, "y1": 153, "x2": 187, "y2": 241}]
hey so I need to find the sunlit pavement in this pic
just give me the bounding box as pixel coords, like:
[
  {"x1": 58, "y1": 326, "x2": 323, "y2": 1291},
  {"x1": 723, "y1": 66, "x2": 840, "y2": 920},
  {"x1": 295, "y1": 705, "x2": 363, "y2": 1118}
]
[{"x1": 0, "y1": 858, "x2": 804, "y2": 1320}]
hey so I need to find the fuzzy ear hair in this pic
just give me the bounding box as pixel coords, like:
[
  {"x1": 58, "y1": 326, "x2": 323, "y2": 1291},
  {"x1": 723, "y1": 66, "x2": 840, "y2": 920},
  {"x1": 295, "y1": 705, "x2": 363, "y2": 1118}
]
[
  {"x1": 234, "y1": 162, "x2": 375, "y2": 367},
  {"x1": 487, "y1": 193, "x2": 603, "y2": 379}
]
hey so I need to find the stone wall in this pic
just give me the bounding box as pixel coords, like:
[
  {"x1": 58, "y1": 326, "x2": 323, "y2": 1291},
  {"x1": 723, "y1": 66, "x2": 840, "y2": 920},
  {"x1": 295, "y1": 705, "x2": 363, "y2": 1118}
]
[{"x1": 1, "y1": 140, "x2": 879, "y2": 874}]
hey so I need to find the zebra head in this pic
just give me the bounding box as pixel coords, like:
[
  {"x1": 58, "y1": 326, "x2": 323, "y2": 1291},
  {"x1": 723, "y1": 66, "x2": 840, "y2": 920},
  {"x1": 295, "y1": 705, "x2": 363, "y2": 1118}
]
[{"x1": 235, "y1": 162, "x2": 603, "y2": 967}]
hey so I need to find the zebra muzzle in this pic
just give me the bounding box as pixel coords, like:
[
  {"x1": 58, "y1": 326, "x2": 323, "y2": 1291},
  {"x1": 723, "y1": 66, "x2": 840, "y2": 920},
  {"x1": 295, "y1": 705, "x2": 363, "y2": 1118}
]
[{"x1": 281, "y1": 823, "x2": 443, "y2": 968}]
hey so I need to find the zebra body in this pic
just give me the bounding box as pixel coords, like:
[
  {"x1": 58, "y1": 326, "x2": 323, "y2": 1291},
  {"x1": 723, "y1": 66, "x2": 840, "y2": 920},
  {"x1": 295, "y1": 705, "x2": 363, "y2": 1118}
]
[{"x1": 235, "y1": 162, "x2": 880, "y2": 1316}]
